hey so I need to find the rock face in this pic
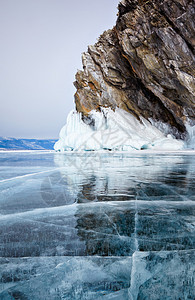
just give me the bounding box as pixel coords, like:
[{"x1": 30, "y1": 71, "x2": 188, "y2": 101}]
[{"x1": 74, "y1": 0, "x2": 195, "y2": 139}]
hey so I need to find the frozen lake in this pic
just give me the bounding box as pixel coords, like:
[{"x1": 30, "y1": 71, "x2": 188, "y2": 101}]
[{"x1": 0, "y1": 151, "x2": 195, "y2": 299}]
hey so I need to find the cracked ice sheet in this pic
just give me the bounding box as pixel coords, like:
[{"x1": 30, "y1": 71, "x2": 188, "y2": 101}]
[
  {"x1": 129, "y1": 250, "x2": 195, "y2": 300},
  {"x1": 0, "y1": 151, "x2": 195, "y2": 299},
  {"x1": 0, "y1": 256, "x2": 131, "y2": 300},
  {"x1": 0, "y1": 152, "x2": 56, "y2": 181},
  {"x1": 135, "y1": 201, "x2": 195, "y2": 251},
  {"x1": 0, "y1": 152, "x2": 195, "y2": 215},
  {"x1": 0, "y1": 170, "x2": 77, "y2": 215},
  {"x1": 0, "y1": 202, "x2": 136, "y2": 257},
  {"x1": 0, "y1": 201, "x2": 194, "y2": 258}
]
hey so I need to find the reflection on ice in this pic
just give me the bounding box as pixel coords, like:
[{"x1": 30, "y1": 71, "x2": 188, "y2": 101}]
[
  {"x1": 0, "y1": 151, "x2": 195, "y2": 299},
  {"x1": 54, "y1": 152, "x2": 195, "y2": 203},
  {"x1": 0, "y1": 201, "x2": 194, "y2": 258}
]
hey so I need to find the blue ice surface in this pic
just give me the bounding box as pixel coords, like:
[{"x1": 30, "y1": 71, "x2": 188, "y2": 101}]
[{"x1": 0, "y1": 151, "x2": 194, "y2": 299}]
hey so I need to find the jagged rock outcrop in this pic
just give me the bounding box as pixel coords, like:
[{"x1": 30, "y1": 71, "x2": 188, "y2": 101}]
[{"x1": 74, "y1": 0, "x2": 195, "y2": 139}]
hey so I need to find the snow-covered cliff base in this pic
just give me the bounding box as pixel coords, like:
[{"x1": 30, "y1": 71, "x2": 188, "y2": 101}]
[{"x1": 54, "y1": 108, "x2": 194, "y2": 152}]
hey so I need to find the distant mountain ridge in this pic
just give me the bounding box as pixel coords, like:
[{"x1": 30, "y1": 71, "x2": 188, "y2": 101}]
[{"x1": 0, "y1": 137, "x2": 57, "y2": 150}]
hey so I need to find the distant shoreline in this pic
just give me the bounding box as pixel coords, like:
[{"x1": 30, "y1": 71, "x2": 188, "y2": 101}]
[{"x1": 1, "y1": 149, "x2": 195, "y2": 155}]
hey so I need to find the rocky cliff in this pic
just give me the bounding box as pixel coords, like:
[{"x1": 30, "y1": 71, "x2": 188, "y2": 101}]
[{"x1": 74, "y1": 0, "x2": 195, "y2": 139}]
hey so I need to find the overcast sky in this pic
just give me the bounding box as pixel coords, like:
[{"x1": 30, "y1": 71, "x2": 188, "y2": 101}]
[{"x1": 0, "y1": 0, "x2": 119, "y2": 138}]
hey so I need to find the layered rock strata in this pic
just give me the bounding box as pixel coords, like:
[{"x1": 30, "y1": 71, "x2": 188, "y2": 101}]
[{"x1": 74, "y1": 0, "x2": 195, "y2": 139}]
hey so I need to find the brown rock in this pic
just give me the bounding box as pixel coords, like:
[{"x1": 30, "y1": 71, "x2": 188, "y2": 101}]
[{"x1": 74, "y1": 0, "x2": 195, "y2": 139}]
